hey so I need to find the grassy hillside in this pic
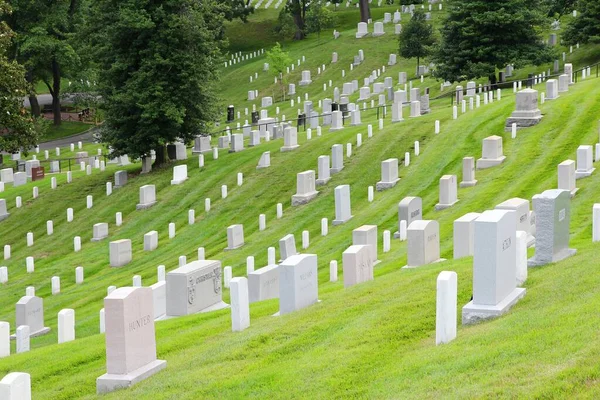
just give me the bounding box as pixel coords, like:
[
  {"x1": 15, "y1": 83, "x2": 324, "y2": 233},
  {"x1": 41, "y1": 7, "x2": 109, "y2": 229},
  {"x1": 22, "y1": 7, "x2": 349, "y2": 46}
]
[{"x1": 2, "y1": 4, "x2": 600, "y2": 399}]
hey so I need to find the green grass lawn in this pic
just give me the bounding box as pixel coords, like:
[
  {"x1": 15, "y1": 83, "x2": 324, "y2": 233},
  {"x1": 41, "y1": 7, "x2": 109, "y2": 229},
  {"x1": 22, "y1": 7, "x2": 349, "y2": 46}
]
[
  {"x1": 2, "y1": 5, "x2": 600, "y2": 399},
  {"x1": 41, "y1": 121, "x2": 94, "y2": 143}
]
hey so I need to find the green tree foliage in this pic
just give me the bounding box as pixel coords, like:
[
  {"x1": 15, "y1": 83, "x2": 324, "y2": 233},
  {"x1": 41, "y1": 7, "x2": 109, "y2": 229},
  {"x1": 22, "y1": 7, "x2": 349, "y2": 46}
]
[
  {"x1": 223, "y1": 0, "x2": 254, "y2": 22},
  {"x1": 435, "y1": 0, "x2": 553, "y2": 83},
  {"x1": 286, "y1": 0, "x2": 309, "y2": 40},
  {"x1": 305, "y1": 2, "x2": 336, "y2": 38},
  {"x1": 274, "y1": 7, "x2": 296, "y2": 40},
  {"x1": 399, "y1": 9, "x2": 436, "y2": 76},
  {"x1": 543, "y1": 0, "x2": 576, "y2": 17},
  {"x1": 88, "y1": 0, "x2": 225, "y2": 164},
  {"x1": 266, "y1": 42, "x2": 292, "y2": 99},
  {"x1": 0, "y1": 1, "x2": 41, "y2": 154},
  {"x1": 5, "y1": 0, "x2": 82, "y2": 126},
  {"x1": 563, "y1": 0, "x2": 600, "y2": 45}
]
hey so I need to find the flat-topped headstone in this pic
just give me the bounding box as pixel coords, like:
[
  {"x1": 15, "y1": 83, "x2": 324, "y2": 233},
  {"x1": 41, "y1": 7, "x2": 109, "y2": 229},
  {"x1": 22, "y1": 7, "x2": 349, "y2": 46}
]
[
  {"x1": 546, "y1": 79, "x2": 559, "y2": 100},
  {"x1": 192, "y1": 136, "x2": 212, "y2": 154},
  {"x1": 218, "y1": 136, "x2": 230, "y2": 149},
  {"x1": 528, "y1": 189, "x2": 576, "y2": 266},
  {"x1": 226, "y1": 224, "x2": 244, "y2": 250},
  {"x1": 278, "y1": 254, "x2": 319, "y2": 316},
  {"x1": 558, "y1": 160, "x2": 578, "y2": 197},
  {"x1": 249, "y1": 264, "x2": 279, "y2": 303},
  {"x1": 13, "y1": 172, "x2": 26, "y2": 187},
  {"x1": 394, "y1": 196, "x2": 422, "y2": 238},
  {"x1": 230, "y1": 277, "x2": 250, "y2": 332},
  {"x1": 462, "y1": 210, "x2": 525, "y2": 325},
  {"x1": 281, "y1": 127, "x2": 299, "y2": 152},
  {"x1": 96, "y1": 287, "x2": 166, "y2": 394},
  {"x1": 109, "y1": 239, "x2": 132, "y2": 267},
  {"x1": 376, "y1": 159, "x2": 400, "y2": 191},
  {"x1": 0, "y1": 199, "x2": 9, "y2": 222},
  {"x1": 14, "y1": 296, "x2": 50, "y2": 337},
  {"x1": 505, "y1": 89, "x2": 542, "y2": 130},
  {"x1": 333, "y1": 185, "x2": 352, "y2": 225},
  {"x1": 150, "y1": 281, "x2": 166, "y2": 320},
  {"x1": 166, "y1": 260, "x2": 227, "y2": 316},
  {"x1": 170, "y1": 165, "x2": 188, "y2": 185},
  {"x1": 279, "y1": 234, "x2": 298, "y2": 262},
  {"x1": 144, "y1": 231, "x2": 158, "y2": 251},
  {"x1": 316, "y1": 155, "x2": 331, "y2": 186},
  {"x1": 343, "y1": 245, "x2": 373, "y2": 288},
  {"x1": 496, "y1": 198, "x2": 535, "y2": 247},
  {"x1": 114, "y1": 171, "x2": 128, "y2": 188},
  {"x1": 403, "y1": 220, "x2": 443, "y2": 268},
  {"x1": 477, "y1": 135, "x2": 506, "y2": 169},
  {"x1": 299, "y1": 70, "x2": 312, "y2": 86},
  {"x1": 58, "y1": 308, "x2": 75, "y2": 343},
  {"x1": 292, "y1": 170, "x2": 319, "y2": 206},
  {"x1": 373, "y1": 21, "x2": 385, "y2": 36},
  {"x1": 453, "y1": 212, "x2": 481, "y2": 259},
  {"x1": 558, "y1": 74, "x2": 569, "y2": 92},
  {"x1": 575, "y1": 145, "x2": 595, "y2": 179},
  {"x1": 436, "y1": 271, "x2": 457, "y2": 345},
  {"x1": 435, "y1": 175, "x2": 459, "y2": 210},
  {"x1": 15, "y1": 326, "x2": 29, "y2": 353},
  {"x1": 331, "y1": 144, "x2": 344, "y2": 173},
  {"x1": 0, "y1": 168, "x2": 14, "y2": 184},
  {"x1": 136, "y1": 185, "x2": 157, "y2": 210},
  {"x1": 0, "y1": 372, "x2": 31, "y2": 400},
  {"x1": 230, "y1": 133, "x2": 244, "y2": 153},
  {"x1": 92, "y1": 223, "x2": 109, "y2": 242},
  {"x1": 460, "y1": 157, "x2": 477, "y2": 187},
  {"x1": 167, "y1": 143, "x2": 187, "y2": 160},
  {"x1": 352, "y1": 225, "x2": 378, "y2": 264}
]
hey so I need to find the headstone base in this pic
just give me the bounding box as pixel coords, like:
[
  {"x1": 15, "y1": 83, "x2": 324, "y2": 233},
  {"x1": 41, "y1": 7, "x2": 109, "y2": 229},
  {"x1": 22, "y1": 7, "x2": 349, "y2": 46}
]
[
  {"x1": 273, "y1": 299, "x2": 321, "y2": 316},
  {"x1": 96, "y1": 359, "x2": 167, "y2": 394},
  {"x1": 504, "y1": 116, "x2": 542, "y2": 130},
  {"x1": 435, "y1": 200, "x2": 459, "y2": 211},
  {"x1": 11, "y1": 326, "x2": 50, "y2": 339},
  {"x1": 329, "y1": 126, "x2": 344, "y2": 132},
  {"x1": 401, "y1": 258, "x2": 446, "y2": 269},
  {"x1": 136, "y1": 202, "x2": 157, "y2": 210},
  {"x1": 333, "y1": 215, "x2": 353, "y2": 226},
  {"x1": 372, "y1": 32, "x2": 385, "y2": 37},
  {"x1": 568, "y1": 188, "x2": 579, "y2": 198},
  {"x1": 527, "y1": 248, "x2": 576, "y2": 267},
  {"x1": 229, "y1": 149, "x2": 244, "y2": 154},
  {"x1": 280, "y1": 145, "x2": 300, "y2": 152},
  {"x1": 459, "y1": 180, "x2": 477, "y2": 188},
  {"x1": 355, "y1": 33, "x2": 369, "y2": 39},
  {"x1": 291, "y1": 191, "x2": 319, "y2": 206},
  {"x1": 299, "y1": 80, "x2": 312, "y2": 86},
  {"x1": 256, "y1": 165, "x2": 269, "y2": 170},
  {"x1": 476, "y1": 156, "x2": 506, "y2": 169},
  {"x1": 0, "y1": 213, "x2": 9, "y2": 222},
  {"x1": 461, "y1": 288, "x2": 526, "y2": 325},
  {"x1": 91, "y1": 235, "x2": 108, "y2": 242},
  {"x1": 224, "y1": 243, "x2": 244, "y2": 251},
  {"x1": 316, "y1": 178, "x2": 330, "y2": 186},
  {"x1": 330, "y1": 167, "x2": 344, "y2": 174},
  {"x1": 170, "y1": 178, "x2": 188, "y2": 185},
  {"x1": 161, "y1": 301, "x2": 230, "y2": 320},
  {"x1": 575, "y1": 168, "x2": 595, "y2": 180},
  {"x1": 376, "y1": 178, "x2": 400, "y2": 191}
]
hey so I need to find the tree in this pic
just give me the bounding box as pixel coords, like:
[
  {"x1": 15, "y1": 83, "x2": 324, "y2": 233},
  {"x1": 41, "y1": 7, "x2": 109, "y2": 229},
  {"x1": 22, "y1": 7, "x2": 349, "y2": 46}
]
[
  {"x1": 359, "y1": 0, "x2": 371, "y2": 22},
  {"x1": 434, "y1": 0, "x2": 553, "y2": 83},
  {"x1": 222, "y1": 0, "x2": 255, "y2": 23},
  {"x1": 543, "y1": 0, "x2": 576, "y2": 17},
  {"x1": 305, "y1": 2, "x2": 336, "y2": 39},
  {"x1": 266, "y1": 42, "x2": 292, "y2": 100},
  {"x1": 563, "y1": 0, "x2": 600, "y2": 45},
  {"x1": 287, "y1": 0, "x2": 308, "y2": 40},
  {"x1": 0, "y1": 1, "x2": 42, "y2": 154},
  {"x1": 274, "y1": 7, "x2": 296, "y2": 40},
  {"x1": 88, "y1": 0, "x2": 225, "y2": 166},
  {"x1": 5, "y1": 0, "x2": 82, "y2": 126},
  {"x1": 399, "y1": 9, "x2": 436, "y2": 76}
]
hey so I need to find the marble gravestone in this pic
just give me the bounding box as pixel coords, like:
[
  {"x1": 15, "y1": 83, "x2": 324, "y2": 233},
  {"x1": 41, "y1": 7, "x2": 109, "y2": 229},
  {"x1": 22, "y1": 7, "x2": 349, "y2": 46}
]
[
  {"x1": 114, "y1": 171, "x2": 128, "y2": 188},
  {"x1": 460, "y1": 157, "x2": 477, "y2": 187},
  {"x1": 0, "y1": 372, "x2": 31, "y2": 400},
  {"x1": 166, "y1": 260, "x2": 227, "y2": 317},
  {"x1": 0, "y1": 199, "x2": 9, "y2": 222},
  {"x1": 279, "y1": 234, "x2": 298, "y2": 262},
  {"x1": 558, "y1": 160, "x2": 578, "y2": 197},
  {"x1": 394, "y1": 196, "x2": 423, "y2": 238},
  {"x1": 248, "y1": 264, "x2": 279, "y2": 303},
  {"x1": 278, "y1": 254, "x2": 319, "y2": 316},
  {"x1": 96, "y1": 287, "x2": 166, "y2": 394},
  {"x1": 352, "y1": 225, "x2": 378, "y2": 264},
  {"x1": 462, "y1": 210, "x2": 526, "y2": 325},
  {"x1": 476, "y1": 135, "x2": 506, "y2": 169},
  {"x1": 453, "y1": 212, "x2": 481, "y2": 259},
  {"x1": 192, "y1": 136, "x2": 212, "y2": 154},
  {"x1": 291, "y1": 171, "x2": 319, "y2": 206},
  {"x1": 528, "y1": 189, "x2": 576, "y2": 267},
  {"x1": 376, "y1": 159, "x2": 400, "y2": 191},
  {"x1": 495, "y1": 198, "x2": 535, "y2": 247},
  {"x1": 225, "y1": 225, "x2": 245, "y2": 250},
  {"x1": 333, "y1": 185, "x2": 353, "y2": 225},
  {"x1": 110, "y1": 239, "x2": 132, "y2": 267},
  {"x1": 403, "y1": 220, "x2": 443, "y2": 268},
  {"x1": 575, "y1": 145, "x2": 595, "y2": 179},
  {"x1": 230, "y1": 277, "x2": 250, "y2": 332},
  {"x1": 435, "y1": 175, "x2": 459, "y2": 210},
  {"x1": 342, "y1": 245, "x2": 374, "y2": 288},
  {"x1": 505, "y1": 89, "x2": 542, "y2": 130},
  {"x1": 136, "y1": 185, "x2": 157, "y2": 210},
  {"x1": 14, "y1": 296, "x2": 50, "y2": 337}
]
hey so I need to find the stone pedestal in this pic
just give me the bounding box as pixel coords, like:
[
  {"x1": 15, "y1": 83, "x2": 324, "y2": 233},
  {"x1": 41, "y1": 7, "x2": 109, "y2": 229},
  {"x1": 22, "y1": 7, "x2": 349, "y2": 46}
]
[{"x1": 505, "y1": 89, "x2": 542, "y2": 130}]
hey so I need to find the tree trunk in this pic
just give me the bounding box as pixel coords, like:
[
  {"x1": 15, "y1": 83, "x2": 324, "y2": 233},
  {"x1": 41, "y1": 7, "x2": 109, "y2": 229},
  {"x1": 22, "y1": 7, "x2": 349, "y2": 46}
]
[
  {"x1": 153, "y1": 145, "x2": 168, "y2": 168},
  {"x1": 292, "y1": 11, "x2": 306, "y2": 40},
  {"x1": 359, "y1": 0, "x2": 371, "y2": 22},
  {"x1": 25, "y1": 72, "x2": 41, "y2": 117},
  {"x1": 489, "y1": 73, "x2": 498, "y2": 90},
  {"x1": 416, "y1": 56, "x2": 420, "y2": 76},
  {"x1": 51, "y1": 58, "x2": 62, "y2": 126}
]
